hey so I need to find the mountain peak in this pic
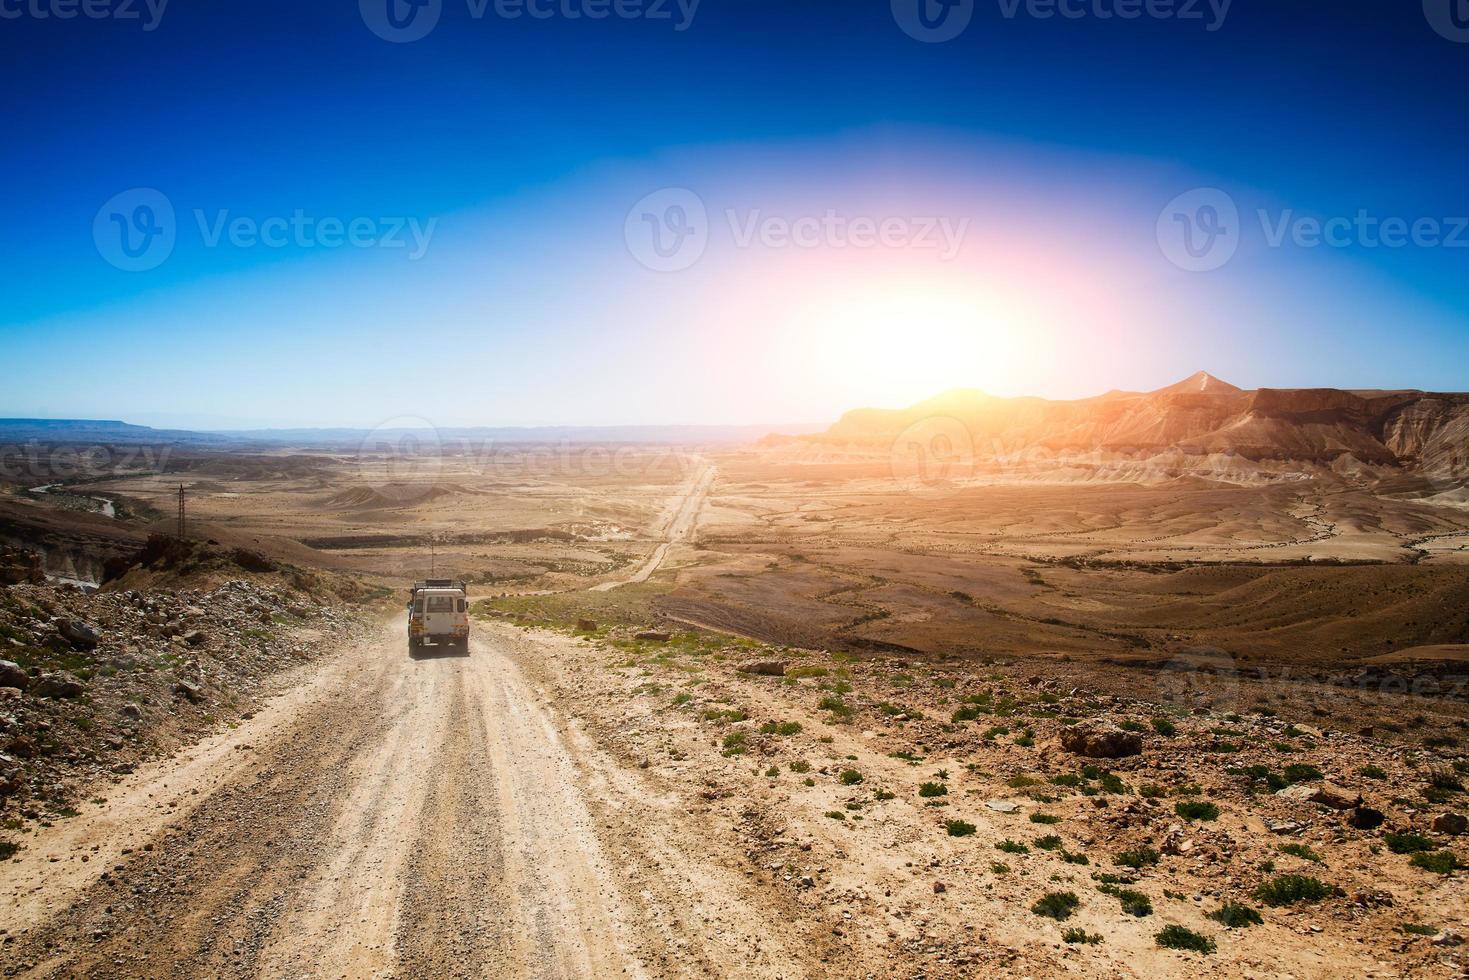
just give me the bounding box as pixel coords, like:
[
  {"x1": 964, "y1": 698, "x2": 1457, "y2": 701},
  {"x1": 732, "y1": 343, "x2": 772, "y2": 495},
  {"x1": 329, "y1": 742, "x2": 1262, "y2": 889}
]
[{"x1": 1154, "y1": 371, "x2": 1242, "y2": 395}]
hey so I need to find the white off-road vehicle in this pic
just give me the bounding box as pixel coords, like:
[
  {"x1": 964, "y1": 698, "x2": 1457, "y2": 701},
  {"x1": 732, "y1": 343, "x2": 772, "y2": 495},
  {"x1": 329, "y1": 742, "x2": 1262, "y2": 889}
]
[{"x1": 407, "y1": 579, "x2": 470, "y2": 652}]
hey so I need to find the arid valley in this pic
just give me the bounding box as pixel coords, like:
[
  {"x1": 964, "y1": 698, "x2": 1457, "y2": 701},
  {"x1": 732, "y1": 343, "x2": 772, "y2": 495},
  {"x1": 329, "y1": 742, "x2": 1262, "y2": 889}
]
[{"x1": 1, "y1": 375, "x2": 1467, "y2": 977}]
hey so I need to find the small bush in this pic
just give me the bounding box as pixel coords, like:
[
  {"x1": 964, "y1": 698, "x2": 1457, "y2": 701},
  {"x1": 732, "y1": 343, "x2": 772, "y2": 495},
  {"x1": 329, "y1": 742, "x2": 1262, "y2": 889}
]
[
  {"x1": 945, "y1": 820, "x2": 977, "y2": 837},
  {"x1": 1175, "y1": 801, "x2": 1220, "y2": 822},
  {"x1": 1032, "y1": 890, "x2": 1080, "y2": 921},
  {"x1": 1007, "y1": 774, "x2": 1042, "y2": 788},
  {"x1": 1409, "y1": 851, "x2": 1461, "y2": 875},
  {"x1": 1101, "y1": 886, "x2": 1152, "y2": 917},
  {"x1": 1034, "y1": 835, "x2": 1062, "y2": 851},
  {"x1": 918, "y1": 781, "x2": 948, "y2": 798},
  {"x1": 1401, "y1": 922, "x2": 1438, "y2": 936},
  {"x1": 996, "y1": 838, "x2": 1028, "y2": 853},
  {"x1": 1255, "y1": 875, "x2": 1334, "y2": 907},
  {"x1": 1282, "y1": 763, "x2": 1324, "y2": 784},
  {"x1": 1358, "y1": 764, "x2": 1387, "y2": 779},
  {"x1": 1062, "y1": 928, "x2": 1103, "y2": 945},
  {"x1": 1115, "y1": 847, "x2": 1160, "y2": 870},
  {"x1": 788, "y1": 759, "x2": 811, "y2": 774},
  {"x1": 1279, "y1": 843, "x2": 1323, "y2": 863},
  {"x1": 952, "y1": 705, "x2": 983, "y2": 723},
  {"x1": 721, "y1": 731, "x2": 747, "y2": 755},
  {"x1": 1156, "y1": 925, "x2": 1215, "y2": 954},
  {"x1": 1151, "y1": 717, "x2": 1177, "y2": 736},
  {"x1": 0, "y1": 840, "x2": 18, "y2": 860},
  {"x1": 990, "y1": 861, "x2": 1011, "y2": 874},
  {"x1": 839, "y1": 768, "x2": 864, "y2": 786},
  {"x1": 1119, "y1": 720, "x2": 1145, "y2": 733},
  {"x1": 1383, "y1": 831, "x2": 1434, "y2": 854},
  {"x1": 1061, "y1": 849, "x2": 1090, "y2": 865},
  {"x1": 1210, "y1": 903, "x2": 1263, "y2": 928},
  {"x1": 874, "y1": 788, "x2": 895, "y2": 801},
  {"x1": 1029, "y1": 813, "x2": 1061, "y2": 824}
]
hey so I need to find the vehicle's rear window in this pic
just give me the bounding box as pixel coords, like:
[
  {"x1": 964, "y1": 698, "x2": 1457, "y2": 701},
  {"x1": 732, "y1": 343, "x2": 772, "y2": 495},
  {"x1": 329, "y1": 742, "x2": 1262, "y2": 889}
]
[{"x1": 427, "y1": 596, "x2": 455, "y2": 613}]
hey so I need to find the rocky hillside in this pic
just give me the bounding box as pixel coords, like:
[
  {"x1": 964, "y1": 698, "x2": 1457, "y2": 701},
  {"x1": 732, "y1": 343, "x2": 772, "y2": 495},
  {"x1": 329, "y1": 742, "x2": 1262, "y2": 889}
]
[
  {"x1": 0, "y1": 546, "x2": 369, "y2": 855},
  {"x1": 785, "y1": 373, "x2": 1469, "y2": 490}
]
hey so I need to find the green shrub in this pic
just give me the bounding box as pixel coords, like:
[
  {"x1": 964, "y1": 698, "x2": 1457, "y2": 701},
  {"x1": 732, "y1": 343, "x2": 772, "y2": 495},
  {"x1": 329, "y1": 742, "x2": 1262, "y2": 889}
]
[
  {"x1": 1255, "y1": 875, "x2": 1334, "y2": 907},
  {"x1": 1031, "y1": 891, "x2": 1080, "y2": 921},
  {"x1": 1029, "y1": 813, "x2": 1061, "y2": 824},
  {"x1": 1383, "y1": 831, "x2": 1435, "y2": 854},
  {"x1": 1062, "y1": 928, "x2": 1103, "y2": 944},
  {"x1": 996, "y1": 838, "x2": 1028, "y2": 853},
  {"x1": 1409, "y1": 851, "x2": 1461, "y2": 875},
  {"x1": 1358, "y1": 764, "x2": 1387, "y2": 779},
  {"x1": 945, "y1": 820, "x2": 977, "y2": 837},
  {"x1": 1156, "y1": 925, "x2": 1215, "y2": 954},
  {"x1": 1034, "y1": 835, "x2": 1062, "y2": 851},
  {"x1": 918, "y1": 781, "x2": 948, "y2": 798},
  {"x1": 788, "y1": 759, "x2": 811, "y2": 774},
  {"x1": 952, "y1": 705, "x2": 983, "y2": 723},
  {"x1": 1175, "y1": 801, "x2": 1220, "y2": 822},
  {"x1": 1115, "y1": 847, "x2": 1160, "y2": 870},
  {"x1": 1151, "y1": 717, "x2": 1177, "y2": 736},
  {"x1": 1282, "y1": 763, "x2": 1323, "y2": 784},
  {"x1": 1279, "y1": 843, "x2": 1322, "y2": 863},
  {"x1": 1099, "y1": 885, "x2": 1152, "y2": 917},
  {"x1": 1209, "y1": 903, "x2": 1263, "y2": 928},
  {"x1": 839, "y1": 768, "x2": 864, "y2": 785},
  {"x1": 1401, "y1": 922, "x2": 1438, "y2": 936}
]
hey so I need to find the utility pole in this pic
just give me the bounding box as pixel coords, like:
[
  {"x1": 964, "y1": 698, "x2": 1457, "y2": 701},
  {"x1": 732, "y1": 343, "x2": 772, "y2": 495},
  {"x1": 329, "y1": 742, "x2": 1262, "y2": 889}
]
[{"x1": 177, "y1": 484, "x2": 186, "y2": 540}]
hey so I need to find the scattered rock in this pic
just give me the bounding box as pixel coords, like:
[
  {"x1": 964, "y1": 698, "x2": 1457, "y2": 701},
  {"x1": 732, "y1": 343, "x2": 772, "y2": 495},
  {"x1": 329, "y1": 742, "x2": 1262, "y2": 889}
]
[
  {"x1": 1267, "y1": 819, "x2": 1307, "y2": 835},
  {"x1": 986, "y1": 799, "x2": 1021, "y2": 813},
  {"x1": 181, "y1": 629, "x2": 208, "y2": 648},
  {"x1": 1432, "y1": 930, "x2": 1464, "y2": 947},
  {"x1": 1059, "y1": 719, "x2": 1142, "y2": 758},
  {"x1": 57, "y1": 619, "x2": 101, "y2": 650},
  {"x1": 33, "y1": 672, "x2": 86, "y2": 699},
  {"x1": 174, "y1": 680, "x2": 204, "y2": 703},
  {"x1": 0, "y1": 659, "x2": 29, "y2": 690},
  {"x1": 635, "y1": 631, "x2": 671, "y2": 642},
  {"x1": 575, "y1": 619, "x2": 598, "y2": 632},
  {"x1": 1308, "y1": 782, "x2": 1362, "y2": 810},
  {"x1": 737, "y1": 661, "x2": 788, "y2": 677},
  {"x1": 1347, "y1": 806, "x2": 1385, "y2": 830},
  {"x1": 1431, "y1": 812, "x2": 1467, "y2": 835}
]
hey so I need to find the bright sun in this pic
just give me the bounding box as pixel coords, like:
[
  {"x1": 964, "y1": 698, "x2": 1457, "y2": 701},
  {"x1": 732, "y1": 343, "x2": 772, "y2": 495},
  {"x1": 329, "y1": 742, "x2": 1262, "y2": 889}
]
[{"x1": 778, "y1": 276, "x2": 1044, "y2": 408}]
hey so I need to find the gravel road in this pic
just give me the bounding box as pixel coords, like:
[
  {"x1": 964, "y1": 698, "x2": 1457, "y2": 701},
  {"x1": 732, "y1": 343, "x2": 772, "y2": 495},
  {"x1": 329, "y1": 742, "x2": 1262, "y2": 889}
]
[{"x1": 0, "y1": 617, "x2": 806, "y2": 979}]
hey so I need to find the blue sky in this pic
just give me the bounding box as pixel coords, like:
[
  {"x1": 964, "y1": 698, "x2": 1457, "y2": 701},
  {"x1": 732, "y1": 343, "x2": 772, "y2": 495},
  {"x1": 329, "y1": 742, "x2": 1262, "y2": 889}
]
[{"x1": 2, "y1": 0, "x2": 1466, "y2": 427}]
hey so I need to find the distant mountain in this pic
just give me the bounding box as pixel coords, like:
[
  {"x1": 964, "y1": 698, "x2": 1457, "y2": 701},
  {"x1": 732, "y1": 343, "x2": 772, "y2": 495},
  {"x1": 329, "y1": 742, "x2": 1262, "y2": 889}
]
[
  {"x1": 777, "y1": 374, "x2": 1469, "y2": 492},
  {"x1": 0, "y1": 418, "x2": 824, "y2": 448}
]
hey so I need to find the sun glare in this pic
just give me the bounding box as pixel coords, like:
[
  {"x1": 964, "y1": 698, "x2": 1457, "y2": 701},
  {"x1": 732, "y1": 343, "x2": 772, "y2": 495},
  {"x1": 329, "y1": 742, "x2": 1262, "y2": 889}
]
[{"x1": 778, "y1": 277, "x2": 1044, "y2": 408}]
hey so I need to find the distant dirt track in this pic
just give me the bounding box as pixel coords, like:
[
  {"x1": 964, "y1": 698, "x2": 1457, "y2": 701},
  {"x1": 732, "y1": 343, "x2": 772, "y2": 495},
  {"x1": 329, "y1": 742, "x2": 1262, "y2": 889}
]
[
  {"x1": 591, "y1": 459, "x2": 712, "y2": 592},
  {"x1": 0, "y1": 618, "x2": 805, "y2": 979}
]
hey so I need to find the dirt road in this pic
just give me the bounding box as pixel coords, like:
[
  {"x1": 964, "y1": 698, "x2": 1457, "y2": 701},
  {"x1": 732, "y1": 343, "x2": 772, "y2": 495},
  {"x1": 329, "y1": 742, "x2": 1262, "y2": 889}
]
[
  {"x1": 0, "y1": 617, "x2": 808, "y2": 979},
  {"x1": 592, "y1": 459, "x2": 713, "y2": 592}
]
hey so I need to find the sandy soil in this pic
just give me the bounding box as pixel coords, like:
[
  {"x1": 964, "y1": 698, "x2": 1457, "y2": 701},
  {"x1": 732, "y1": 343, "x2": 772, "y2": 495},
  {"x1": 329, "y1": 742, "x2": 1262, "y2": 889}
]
[{"x1": 0, "y1": 617, "x2": 815, "y2": 978}]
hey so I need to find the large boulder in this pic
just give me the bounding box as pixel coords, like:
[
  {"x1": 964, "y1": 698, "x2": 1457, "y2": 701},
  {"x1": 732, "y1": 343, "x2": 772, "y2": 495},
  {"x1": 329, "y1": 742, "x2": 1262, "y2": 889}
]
[
  {"x1": 737, "y1": 661, "x2": 788, "y2": 677},
  {"x1": 0, "y1": 659, "x2": 29, "y2": 690},
  {"x1": 1060, "y1": 720, "x2": 1142, "y2": 758},
  {"x1": 57, "y1": 619, "x2": 101, "y2": 650},
  {"x1": 1432, "y1": 812, "x2": 1467, "y2": 835},
  {"x1": 33, "y1": 671, "x2": 86, "y2": 699}
]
